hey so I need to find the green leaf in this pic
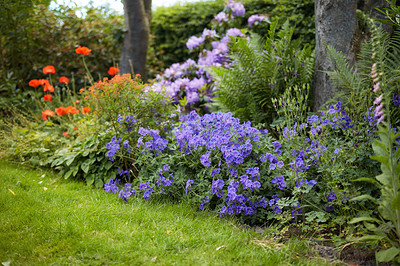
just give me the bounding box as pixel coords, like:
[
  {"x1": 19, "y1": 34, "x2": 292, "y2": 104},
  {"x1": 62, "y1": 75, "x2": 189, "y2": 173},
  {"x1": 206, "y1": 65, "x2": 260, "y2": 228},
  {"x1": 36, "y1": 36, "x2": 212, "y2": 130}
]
[
  {"x1": 86, "y1": 174, "x2": 94, "y2": 186},
  {"x1": 64, "y1": 168, "x2": 74, "y2": 179},
  {"x1": 370, "y1": 155, "x2": 389, "y2": 167},
  {"x1": 66, "y1": 156, "x2": 76, "y2": 166},
  {"x1": 376, "y1": 247, "x2": 400, "y2": 262},
  {"x1": 104, "y1": 161, "x2": 113, "y2": 170},
  {"x1": 95, "y1": 178, "x2": 104, "y2": 189},
  {"x1": 391, "y1": 193, "x2": 400, "y2": 212},
  {"x1": 352, "y1": 177, "x2": 378, "y2": 184},
  {"x1": 349, "y1": 195, "x2": 378, "y2": 203},
  {"x1": 357, "y1": 235, "x2": 385, "y2": 242},
  {"x1": 376, "y1": 172, "x2": 393, "y2": 187},
  {"x1": 349, "y1": 216, "x2": 380, "y2": 224}
]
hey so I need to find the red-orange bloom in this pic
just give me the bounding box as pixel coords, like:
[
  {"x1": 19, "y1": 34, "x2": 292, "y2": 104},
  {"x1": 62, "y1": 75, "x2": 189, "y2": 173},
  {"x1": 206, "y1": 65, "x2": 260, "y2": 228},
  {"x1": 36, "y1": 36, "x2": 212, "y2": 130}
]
[
  {"x1": 107, "y1": 66, "x2": 120, "y2": 76},
  {"x1": 29, "y1": 79, "x2": 40, "y2": 88},
  {"x1": 82, "y1": 107, "x2": 91, "y2": 113},
  {"x1": 79, "y1": 88, "x2": 85, "y2": 93},
  {"x1": 59, "y1": 76, "x2": 69, "y2": 83},
  {"x1": 44, "y1": 83, "x2": 55, "y2": 93},
  {"x1": 75, "y1": 46, "x2": 91, "y2": 55},
  {"x1": 66, "y1": 106, "x2": 79, "y2": 114},
  {"x1": 43, "y1": 65, "x2": 56, "y2": 75},
  {"x1": 74, "y1": 100, "x2": 80, "y2": 104},
  {"x1": 43, "y1": 94, "x2": 52, "y2": 102},
  {"x1": 62, "y1": 132, "x2": 70, "y2": 137},
  {"x1": 55, "y1": 106, "x2": 67, "y2": 116},
  {"x1": 42, "y1": 109, "x2": 55, "y2": 120},
  {"x1": 39, "y1": 79, "x2": 49, "y2": 86}
]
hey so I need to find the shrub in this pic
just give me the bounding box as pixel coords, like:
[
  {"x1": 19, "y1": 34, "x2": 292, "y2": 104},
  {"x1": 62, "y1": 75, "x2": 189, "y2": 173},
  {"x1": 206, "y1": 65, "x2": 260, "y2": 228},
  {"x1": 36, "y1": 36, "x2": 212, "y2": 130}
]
[{"x1": 149, "y1": 0, "x2": 314, "y2": 75}]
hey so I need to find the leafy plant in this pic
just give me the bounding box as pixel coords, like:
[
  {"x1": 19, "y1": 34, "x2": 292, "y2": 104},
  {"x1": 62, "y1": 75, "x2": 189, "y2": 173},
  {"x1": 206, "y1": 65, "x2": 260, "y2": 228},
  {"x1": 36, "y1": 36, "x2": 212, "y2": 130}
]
[{"x1": 208, "y1": 20, "x2": 314, "y2": 126}]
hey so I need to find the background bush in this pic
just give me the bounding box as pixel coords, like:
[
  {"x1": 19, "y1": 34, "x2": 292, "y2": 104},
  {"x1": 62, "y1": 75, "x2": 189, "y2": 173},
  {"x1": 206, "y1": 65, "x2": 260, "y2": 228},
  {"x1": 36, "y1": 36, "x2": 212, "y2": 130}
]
[{"x1": 149, "y1": 0, "x2": 315, "y2": 76}]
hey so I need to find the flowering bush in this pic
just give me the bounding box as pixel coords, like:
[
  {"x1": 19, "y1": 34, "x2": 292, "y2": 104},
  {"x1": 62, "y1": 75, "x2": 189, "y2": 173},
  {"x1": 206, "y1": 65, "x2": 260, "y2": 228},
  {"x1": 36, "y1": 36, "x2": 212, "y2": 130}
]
[{"x1": 151, "y1": 0, "x2": 271, "y2": 114}]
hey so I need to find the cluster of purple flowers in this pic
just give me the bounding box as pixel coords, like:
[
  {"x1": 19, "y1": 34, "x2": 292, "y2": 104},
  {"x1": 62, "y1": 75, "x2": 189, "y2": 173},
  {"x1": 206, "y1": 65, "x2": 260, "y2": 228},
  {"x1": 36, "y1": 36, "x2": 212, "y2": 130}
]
[
  {"x1": 117, "y1": 115, "x2": 138, "y2": 132},
  {"x1": 137, "y1": 127, "x2": 168, "y2": 156},
  {"x1": 325, "y1": 192, "x2": 337, "y2": 211},
  {"x1": 157, "y1": 164, "x2": 175, "y2": 194},
  {"x1": 139, "y1": 181, "x2": 153, "y2": 201},
  {"x1": 151, "y1": 0, "x2": 269, "y2": 111},
  {"x1": 106, "y1": 136, "x2": 121, "y2": 161},
  {"x1": 104, "y1": 178, "x2": 136, "y2": 202}
]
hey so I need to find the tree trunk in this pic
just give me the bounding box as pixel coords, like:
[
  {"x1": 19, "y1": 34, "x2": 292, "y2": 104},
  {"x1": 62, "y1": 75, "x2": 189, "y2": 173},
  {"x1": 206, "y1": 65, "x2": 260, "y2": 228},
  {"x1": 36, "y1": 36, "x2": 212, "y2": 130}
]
[
  {"x1": 120, "y1": 0, "x2": 152, "y2": 81},
  {"x1": 313, "y1": 0, "x2": 391, "y2": 111},
  {"x1": 313, "y1": 0, "x2": 358, "y2": 111}
]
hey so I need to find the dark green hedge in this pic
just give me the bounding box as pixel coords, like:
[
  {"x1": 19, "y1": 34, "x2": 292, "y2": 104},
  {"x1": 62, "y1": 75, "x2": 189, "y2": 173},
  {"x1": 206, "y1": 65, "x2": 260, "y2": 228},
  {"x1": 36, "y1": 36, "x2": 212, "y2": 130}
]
[{"x1": 148, "y1": 0, "x2": 315, "y2": 74}]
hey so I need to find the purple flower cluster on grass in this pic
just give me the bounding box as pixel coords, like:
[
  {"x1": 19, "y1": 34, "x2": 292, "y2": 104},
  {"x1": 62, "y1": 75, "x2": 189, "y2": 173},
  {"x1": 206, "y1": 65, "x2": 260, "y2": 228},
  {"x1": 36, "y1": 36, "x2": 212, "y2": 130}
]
[{"x1": 106, "y1": 136, "x2": 121, "y2": 161}]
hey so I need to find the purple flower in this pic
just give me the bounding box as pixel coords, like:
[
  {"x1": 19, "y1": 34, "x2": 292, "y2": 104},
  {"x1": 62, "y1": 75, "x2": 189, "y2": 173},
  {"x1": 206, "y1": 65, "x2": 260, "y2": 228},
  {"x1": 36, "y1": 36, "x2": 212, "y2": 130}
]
[
  {"x1": 248, "y1": 14, "x2": 269, "y2": 27},
  {"x1": 271, "y1": 176, "x2": 287, "y2": 190},
  {"x1": 163, "y1": 164, "x2": 170, "y2": 172},
  {"x1": 186, "y1": 36, "x2": 205, "y2": 50},
  {"x1": 185, "y1": 180, "x2": 194, "y2": 194},
  {"x1": 226, "y1": 28, "x2": 244, "y2": 37},
  {"x1": 225, "y1": 0, "x2": 245, "y2": 17},
  {"x1": 277, "y1": 161, "x2": 284, "y2": 168},
  {"x1": 215, "y1": 11, "x2": 229, "y2": 22}
]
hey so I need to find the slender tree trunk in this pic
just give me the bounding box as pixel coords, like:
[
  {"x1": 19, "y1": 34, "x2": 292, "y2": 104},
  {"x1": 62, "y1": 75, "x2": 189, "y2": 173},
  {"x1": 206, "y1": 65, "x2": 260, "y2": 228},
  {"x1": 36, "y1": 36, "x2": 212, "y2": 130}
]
[{"x1": 120, "y1": 0, "x2": 152, "y2": 81}]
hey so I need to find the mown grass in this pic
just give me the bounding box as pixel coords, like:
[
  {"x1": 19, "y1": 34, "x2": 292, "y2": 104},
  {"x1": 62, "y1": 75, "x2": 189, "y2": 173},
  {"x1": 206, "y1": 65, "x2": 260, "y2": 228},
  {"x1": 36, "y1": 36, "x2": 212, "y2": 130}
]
[{"x1": 0, "y1": 161, "x2": 342, "y2": 265}]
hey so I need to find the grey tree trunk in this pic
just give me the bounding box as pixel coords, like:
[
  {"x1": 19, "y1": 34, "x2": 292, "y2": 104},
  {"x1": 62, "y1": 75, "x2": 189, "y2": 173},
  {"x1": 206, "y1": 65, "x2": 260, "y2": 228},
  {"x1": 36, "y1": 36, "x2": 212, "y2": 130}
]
[
  {"x1": 120, "y1": 0, "x2": 152, "y2": 81},
  {"x1": 313, "y1": 0, "x2": 391, "y2": 112},
  {"x1": 313, "y1": 0, "x2": 359, "y2": 111}
]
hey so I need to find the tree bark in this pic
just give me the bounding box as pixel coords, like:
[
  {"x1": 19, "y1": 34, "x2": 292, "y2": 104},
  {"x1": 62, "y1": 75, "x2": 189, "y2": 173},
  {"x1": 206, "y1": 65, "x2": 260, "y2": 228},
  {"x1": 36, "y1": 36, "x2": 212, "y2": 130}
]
[
  {"x1": 120, "y1": 0, "x2": 152, "y2": 81},
  {"x1": 313, "y1": 0, "x2": 391, "y2": 111},
  {"x1": 313, "y1": 0, "x2": 358, "y2": 111}
]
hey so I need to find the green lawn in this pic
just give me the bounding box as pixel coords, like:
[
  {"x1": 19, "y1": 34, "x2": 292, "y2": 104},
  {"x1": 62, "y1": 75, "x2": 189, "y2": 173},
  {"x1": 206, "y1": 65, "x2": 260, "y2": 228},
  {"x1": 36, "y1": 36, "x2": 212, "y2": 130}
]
[{"x1": 0, "y1": 161, "x2": 341, "y2": 265}]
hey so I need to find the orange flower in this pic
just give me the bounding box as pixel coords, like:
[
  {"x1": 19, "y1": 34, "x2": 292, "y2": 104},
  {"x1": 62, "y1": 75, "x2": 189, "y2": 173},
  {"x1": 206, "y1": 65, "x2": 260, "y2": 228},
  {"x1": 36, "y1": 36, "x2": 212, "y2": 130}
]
[
  {"x1": 74, "y1": 100, "x2": 80, "y2": 104},
  {"x1": 39, "y1": 79, "x2": 49, "y2": 86},
  {"x1": 62, "y1": 132, "x2": 70, "y2": 137},
  {"x1": 107, "y1": 66, "x2": 120, "y2": 76},
  {"x1": 82, "y1": 106, "x2": 91, "y2": 113},
  {"x1": 42, "y1": 109, "x2": 55, "y2": 120},
  {"x1": 55, "y1": 106, "x2": 67, "y2": 116},
  {"x1": 75, "y1": 46, "x2": 91, "y2": 55},
  {"x1": 43, "y1": 65, "x2": 56, "y2": 75},
  {"x1": 29, "y1": 79, "x2": 40, "y2": 88},
  {"x1": 59, "y1": 76, "x2": 69, "y2": 83},
  {"x1": 44, "y1": 83, "x2": 55, "y2": 93},
  {"x1": 84, "y1": 96, "x2": 89, "y2": 100},
  {"x1": 79, "y1": 88, "x2": 85, "y2": 93},
  {"x1": 43, "y1": 94, "x2": 52, "y2": 102},
  {"x1": 66, "y1": 106, "x2": 79, "y2": 114}
]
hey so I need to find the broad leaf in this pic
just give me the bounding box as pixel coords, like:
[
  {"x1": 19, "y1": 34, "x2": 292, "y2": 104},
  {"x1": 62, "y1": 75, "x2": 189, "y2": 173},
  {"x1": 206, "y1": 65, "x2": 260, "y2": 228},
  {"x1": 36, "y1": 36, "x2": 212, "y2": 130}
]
[{"x1": 376, "y1": 247, "x2": 400, "y2": 262}]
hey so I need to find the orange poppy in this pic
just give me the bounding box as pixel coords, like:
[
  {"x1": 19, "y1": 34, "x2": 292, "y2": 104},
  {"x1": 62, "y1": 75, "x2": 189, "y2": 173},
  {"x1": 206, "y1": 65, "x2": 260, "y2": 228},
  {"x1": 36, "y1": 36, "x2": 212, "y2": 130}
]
[
  {"x1": 43, "y1": 94, "x2": 52, "y2": 102},
  {"x1": 75, "y1": 46, "x2": 91, "y2": 55},
  {"x1": 79, "y1": 88, "x2": 85, "y2": 93},
  {"x1": 66, "y1": 106, "x2": 79, "y2": 114},
  {"x1": 39, "y1": 79, "x2": 49, "y2": 86},
  {"x1": 74, "y1": 100, "x2": 80, "y2": 104},
  {"x1": 55, "y1": 106, "x2": 67, "y2": 116},
  {"x1": 44, "y1": 83, "x2": 55, "y2": 93},
  {"x1": 42, "y1": 109, "x2": 55, "y2": 120},
  {"x1": 43, "y1": 65, "x2": 56, "y2": 75},
  {"x1": 29, "y1": 79, "x2": 40, "y2": 88},
  {"x1": 107, "y1": 66, "x2": 120, "y2": 76},
  {"x1": 59, "y1": 76, "x2": 69, "y2": 83},
  {"x1": 62, "y1": 132, "x2": 70, "y2": 137},
  {"x1": 82, "y1": 107, "x2": 91, "y2": 113}
]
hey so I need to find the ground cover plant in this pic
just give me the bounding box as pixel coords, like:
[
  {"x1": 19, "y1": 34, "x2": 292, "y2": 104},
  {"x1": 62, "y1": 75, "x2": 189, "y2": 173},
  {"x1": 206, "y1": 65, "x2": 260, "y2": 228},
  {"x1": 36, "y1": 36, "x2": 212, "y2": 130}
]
[
  {"x1": 0, "y1": 161, "x2": 338, "y2": 265},
  {"x1": 1, "y1": 0, "x2": 400, "y2": 264}
]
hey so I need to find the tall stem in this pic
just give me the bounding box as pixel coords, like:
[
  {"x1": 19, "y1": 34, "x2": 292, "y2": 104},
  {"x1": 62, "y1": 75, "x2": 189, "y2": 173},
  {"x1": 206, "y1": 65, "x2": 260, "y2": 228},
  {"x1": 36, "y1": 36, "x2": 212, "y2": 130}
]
[{"x1": 82, "y1": 56, "x2": 94, "y2": 85}]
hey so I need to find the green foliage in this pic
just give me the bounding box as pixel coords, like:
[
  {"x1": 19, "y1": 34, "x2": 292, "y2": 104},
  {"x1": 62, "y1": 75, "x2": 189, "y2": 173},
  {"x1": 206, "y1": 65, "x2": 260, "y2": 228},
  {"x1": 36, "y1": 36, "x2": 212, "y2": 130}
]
[
  {"x1": 351, "y1": 124, "x2": 400, "y2": 263},
  {"x1": 207, "y1": 20, "x2": 314, "y2": 126},
  {"x1": 149, "y1": 0, "x2": 314, "y2": 75}
]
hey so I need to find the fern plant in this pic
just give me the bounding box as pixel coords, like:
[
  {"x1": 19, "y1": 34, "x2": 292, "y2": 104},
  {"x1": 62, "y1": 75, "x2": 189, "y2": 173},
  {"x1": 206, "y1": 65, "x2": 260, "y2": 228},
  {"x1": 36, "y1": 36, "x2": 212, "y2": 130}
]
[{"x1": 206, "y1": 20, "x2": 314, "y2": 126}]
